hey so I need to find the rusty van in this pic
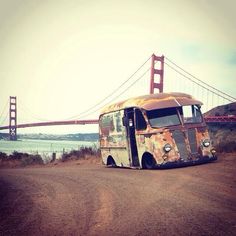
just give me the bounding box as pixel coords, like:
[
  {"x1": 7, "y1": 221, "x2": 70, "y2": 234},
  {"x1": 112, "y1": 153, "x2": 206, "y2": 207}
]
[{"x1": 99, "y1": 93, "x2": 217, "y2": 169}]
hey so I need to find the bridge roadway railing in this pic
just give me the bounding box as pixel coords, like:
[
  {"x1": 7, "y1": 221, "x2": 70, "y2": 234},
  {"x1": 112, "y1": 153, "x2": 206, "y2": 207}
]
[{"x1": 204, "y1": 115, "x2": 236, "y2": 123}]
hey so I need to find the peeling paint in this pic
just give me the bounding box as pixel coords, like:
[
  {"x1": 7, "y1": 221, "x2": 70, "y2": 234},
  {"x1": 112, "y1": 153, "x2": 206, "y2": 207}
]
[{"x1": 99, "y1": 93, "x2": 217, "y2": 169}]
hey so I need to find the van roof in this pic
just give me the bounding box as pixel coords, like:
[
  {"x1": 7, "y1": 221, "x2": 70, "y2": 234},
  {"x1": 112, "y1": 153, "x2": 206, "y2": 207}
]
[{"x1": 100, "y1": 92, "x2": 203, "y2": 114}]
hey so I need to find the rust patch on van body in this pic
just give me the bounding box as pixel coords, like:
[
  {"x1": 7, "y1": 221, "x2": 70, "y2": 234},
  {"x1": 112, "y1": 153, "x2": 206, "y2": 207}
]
[
  {"x1": 136, "y1": 124, "x2": 215, "y2": 166},
  {"x1": 99, "y1": 93, "x2": 216, "y2": 168}
]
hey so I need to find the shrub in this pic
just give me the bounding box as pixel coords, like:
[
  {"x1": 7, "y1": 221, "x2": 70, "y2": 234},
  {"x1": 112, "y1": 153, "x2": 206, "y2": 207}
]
[
  {"x1": 215, "y1": 141, "x2": 236, "y2": 153},
  {"x1": 10, "y1": 151, "x2": 27, "y2": 160},
  {"x1": 21, "y1": 154, "x2": 43, "y2": 166},
  {"x1": 61, "y1": 146, "x2": 100, "y2": 162},
  {"x1": 0, "y1": 152, "x2": 8, "y2": 160},
  {"x1": 0, "y1": 151, "x2": 44, "y2": 166}
]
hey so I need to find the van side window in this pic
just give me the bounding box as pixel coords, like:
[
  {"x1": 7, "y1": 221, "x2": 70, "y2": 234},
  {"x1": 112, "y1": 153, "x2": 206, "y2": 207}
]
[
  {"x1": 135, "y1": 109, "x2": 147, "y2": 130},
  {"x1": 100, "y1": 114, "x2": 114, "y2": 136}
]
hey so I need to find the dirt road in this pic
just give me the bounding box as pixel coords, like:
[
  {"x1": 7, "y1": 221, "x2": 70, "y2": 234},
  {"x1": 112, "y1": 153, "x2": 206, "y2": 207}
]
[{"x1": 0, "y1": 154, "x2": 235, "y2": 236}]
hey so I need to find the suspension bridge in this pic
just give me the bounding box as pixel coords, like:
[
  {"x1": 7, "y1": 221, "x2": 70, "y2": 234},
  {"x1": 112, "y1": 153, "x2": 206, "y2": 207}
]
[{"x1": 0, "y1": 54, "x2": 235, "y2": 140}]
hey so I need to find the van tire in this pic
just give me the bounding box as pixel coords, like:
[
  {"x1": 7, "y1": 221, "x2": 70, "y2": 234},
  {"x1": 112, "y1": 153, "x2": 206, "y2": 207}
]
[{"x1": 142, "y1": 154, "x2": 156, "y2": 169}]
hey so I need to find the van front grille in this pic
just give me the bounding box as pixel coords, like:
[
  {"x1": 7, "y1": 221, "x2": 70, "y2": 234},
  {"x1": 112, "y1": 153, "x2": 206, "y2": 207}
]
[
  {"x1": 172, "y1": 130, "x2": 188, "y2": 161},
  {"x1": 188, "y1": 129, "x2": 197, "y2": 153}
]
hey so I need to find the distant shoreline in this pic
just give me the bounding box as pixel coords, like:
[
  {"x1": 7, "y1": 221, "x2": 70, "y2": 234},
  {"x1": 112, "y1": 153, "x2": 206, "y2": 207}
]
[{"x1": 0, "y1": 132, "x2": 99, "y2": 142}]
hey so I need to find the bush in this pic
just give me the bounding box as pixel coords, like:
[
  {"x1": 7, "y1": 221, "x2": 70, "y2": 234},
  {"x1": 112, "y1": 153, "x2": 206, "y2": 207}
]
[
  {"x1": 0, "y1": 151, "x2": 44, "y2": 166},
  {"x1": 215, "y1": 141, "x2": 236, "y2": 153},
  {"x1": 21, "y1": 154, "x2": 43, "y2": 166},
  {"x1": 0, "y1": 152, "x2": 8, "y2": 160},
  {"x1": 61, "y1": 146, "x2": 100, "y2": 162},
  {"x1": 9, "y1": 151, "x2": 27, "y2": 160}
]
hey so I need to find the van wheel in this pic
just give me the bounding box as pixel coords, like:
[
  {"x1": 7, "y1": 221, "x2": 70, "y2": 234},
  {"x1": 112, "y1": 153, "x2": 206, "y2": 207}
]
[
  {"x1": 142, "y1": 155, "x2": 156, "y2": 169},
  {"x1": 107, "y1": 157, "x2": 116, "y2": 167}
]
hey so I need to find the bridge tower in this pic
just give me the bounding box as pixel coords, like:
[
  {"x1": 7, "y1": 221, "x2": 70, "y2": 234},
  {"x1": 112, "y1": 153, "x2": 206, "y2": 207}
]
[
  {"x1": 150, "y1": 54, "x2": 164, "y2": 94},
  {"x1": 9, "y1": 96, "x2": 17, "y2": 141}
]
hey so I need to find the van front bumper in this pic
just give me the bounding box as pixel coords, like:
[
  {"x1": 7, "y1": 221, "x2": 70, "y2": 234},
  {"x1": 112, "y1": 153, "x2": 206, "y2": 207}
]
[{"x1": 157, "y1": 155, "x2": 217, "y2": 169}]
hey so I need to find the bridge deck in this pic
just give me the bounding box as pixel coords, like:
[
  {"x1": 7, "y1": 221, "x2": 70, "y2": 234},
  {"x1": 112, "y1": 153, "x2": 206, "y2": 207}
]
[
  {"x1": 0, "y1": 119, "x2": 99, "y2": 130},
  {"x1": 0, "y1": 116, "x2": 236, "y2": 131}
]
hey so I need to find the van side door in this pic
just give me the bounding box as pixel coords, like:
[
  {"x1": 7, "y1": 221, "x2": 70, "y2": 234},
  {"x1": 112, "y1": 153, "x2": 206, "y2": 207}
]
[{"x1": 124, "y1": 108, "x2": 140, "y2": 167}]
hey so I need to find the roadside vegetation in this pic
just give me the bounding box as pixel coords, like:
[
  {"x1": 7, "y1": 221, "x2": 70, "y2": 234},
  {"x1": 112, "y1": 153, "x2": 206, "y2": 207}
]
[
  {"x1": 208, "y1": 123, "x2": 236, "y2": 153},
  {"x1": 0, "y1": 138, "x2": 234, "y2": 168},
  {"x1": 0, "y1": 151, "x2": 44, "y2": 168},
  {"x1": 0, "y1": 146, "x2": 101, "y2": 168},
  {"x1": 215, "y1": 141, "x2": 236, "y2": 153},
  {"x1": 60, "y1": 146, "x2": 100, "y2": 162}
]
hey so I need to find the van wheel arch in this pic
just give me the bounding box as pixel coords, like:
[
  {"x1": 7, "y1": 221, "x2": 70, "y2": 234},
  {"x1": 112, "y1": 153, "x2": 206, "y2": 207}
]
[
  {"x1": 142, "y1": 152, "x2": 156, "y2": 169},
  {"x1": 107, "y1": 156, "x2": 116, "y2": 167}
]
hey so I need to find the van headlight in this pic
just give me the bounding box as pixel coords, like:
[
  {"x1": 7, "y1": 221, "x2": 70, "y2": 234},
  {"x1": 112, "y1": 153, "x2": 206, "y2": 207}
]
[
  {"x1": 203, "y1": 139, "x2": 210, "y2": 147},
  {"x1": 163, "y1": 143, "x2": 172, "y2": 152}
]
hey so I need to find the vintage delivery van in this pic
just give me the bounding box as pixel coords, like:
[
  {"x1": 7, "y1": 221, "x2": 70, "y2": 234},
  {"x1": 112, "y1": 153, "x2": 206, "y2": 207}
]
[{"x1": 99, "y1": 93, "x2": 217, "y2": 169}]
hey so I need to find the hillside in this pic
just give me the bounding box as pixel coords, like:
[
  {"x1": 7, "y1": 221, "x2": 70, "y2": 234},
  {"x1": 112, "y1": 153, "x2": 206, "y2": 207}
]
[
  {"x1": 205, "y1": 102, "x2": 236, "y2": 116},
  {"x1": 205, "y1": 102, "x2": 236, "y2": 152}
]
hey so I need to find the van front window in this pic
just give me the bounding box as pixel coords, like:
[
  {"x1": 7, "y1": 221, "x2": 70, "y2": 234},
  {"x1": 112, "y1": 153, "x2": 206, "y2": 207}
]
[
  {"x1": 147, "y1": 108, "x2": 180, "y2": 128},
  {"x1": 180, "y1": 105, "x2": 202, "y2": 124}
]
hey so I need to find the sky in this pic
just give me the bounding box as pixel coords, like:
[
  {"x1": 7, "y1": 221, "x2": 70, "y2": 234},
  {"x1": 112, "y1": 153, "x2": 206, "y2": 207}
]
[{"x1": 0, "y1": 0, "x2": 235, "y2": 134}]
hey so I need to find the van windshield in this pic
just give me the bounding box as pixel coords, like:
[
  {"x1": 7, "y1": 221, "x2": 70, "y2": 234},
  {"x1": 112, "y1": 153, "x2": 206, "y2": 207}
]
[
  {"x1": 180, "y1": 105, "x2": 202, "y2": 124},
  {"x1": 147, "y1": 107, "x2": 180, "y2": 128}
]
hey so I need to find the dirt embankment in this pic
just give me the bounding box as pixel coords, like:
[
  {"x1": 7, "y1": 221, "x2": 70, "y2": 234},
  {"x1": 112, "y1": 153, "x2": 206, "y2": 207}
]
[{"x1": 0, "y1": 153, "x2": 235, "y2": 236}]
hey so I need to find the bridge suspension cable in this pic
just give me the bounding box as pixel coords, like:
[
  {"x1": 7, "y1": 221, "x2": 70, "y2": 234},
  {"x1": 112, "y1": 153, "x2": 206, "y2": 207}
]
[
  {"x1": 0, "y1": 99, "x2": 9, "y2": 126},
  {"x1": 18, "y1": 100, "x2": 52, "y2": 122},
  {"x1": 64, "y1": 55, "x2": 152, "y2": 120},
  {"x1": 164, "y1": 57, "x2": 236, "y2": 102},
  {"x1": 76, "y1": 66, "x2": 151, "y2": 119}
]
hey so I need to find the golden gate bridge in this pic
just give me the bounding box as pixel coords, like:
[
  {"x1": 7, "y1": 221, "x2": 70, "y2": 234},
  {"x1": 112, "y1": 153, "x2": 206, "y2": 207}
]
[{"x1": 0, "y1": 54, "x2": 235, "y2": 140}]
